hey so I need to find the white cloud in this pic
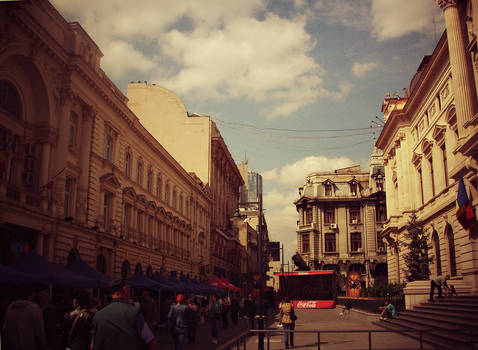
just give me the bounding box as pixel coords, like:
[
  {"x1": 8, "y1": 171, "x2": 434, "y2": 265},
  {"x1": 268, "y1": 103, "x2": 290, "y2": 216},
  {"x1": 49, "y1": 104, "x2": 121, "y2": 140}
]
[
  {"x1": 351, "y1": 62, "x2": 380, "y2": 78},
  {"x1": 267, "y1": 155, "x2": 356, "y2": 187},
  {"x1": 371, "y1": 0, "x2": 444, "y2": 41},
  {"x1": 101, "y1": 40, "x2": 156, "y2": 80},
  {"x1": 52, "y1": 0, "x2": 352, "y2": 118}
]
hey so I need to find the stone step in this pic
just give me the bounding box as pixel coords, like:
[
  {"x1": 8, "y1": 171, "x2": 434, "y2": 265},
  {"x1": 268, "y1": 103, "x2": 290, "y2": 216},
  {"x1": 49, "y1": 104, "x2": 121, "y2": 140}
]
[
  {"x1": 415, "y1": 303, "x2": 478, "y2": 316},
  {"x1": 427, "y1": 301, "x2": 478, "y2": 308},
  {"x1": 396, "y1": 314, "x2": 477, "y2": 340},
  {"x1": 372, "y1": 320, "x2": 464, "y2": 350},
  {"x1": 402, "y1": 310, "x2": 478, "y2": 327}
]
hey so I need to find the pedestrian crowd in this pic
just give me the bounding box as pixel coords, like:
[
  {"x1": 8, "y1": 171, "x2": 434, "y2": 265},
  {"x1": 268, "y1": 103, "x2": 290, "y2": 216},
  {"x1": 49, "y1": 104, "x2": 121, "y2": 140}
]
[{"x1": 1, "y1": 280, "x2": 272, "y2": 350}]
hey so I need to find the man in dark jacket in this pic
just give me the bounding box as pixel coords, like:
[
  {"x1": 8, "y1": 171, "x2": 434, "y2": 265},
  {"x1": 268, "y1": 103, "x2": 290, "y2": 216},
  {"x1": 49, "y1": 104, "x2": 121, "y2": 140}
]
[
  {"x1": 91, "y1": 279, "x2": 159, "y2": 350},
  {"x1": 2, "y1": 286, "x2": 47, "y2": 350},
  {"x1": 62, "y1": 290, "x2": 95, "y2": 350}
]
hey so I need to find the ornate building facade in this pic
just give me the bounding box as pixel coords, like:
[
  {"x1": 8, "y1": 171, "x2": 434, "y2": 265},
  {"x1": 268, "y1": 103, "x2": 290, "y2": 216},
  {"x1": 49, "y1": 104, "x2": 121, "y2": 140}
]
[
  {"x1": 126, "y1": 83, "x2": 245, "y2": 286},
  {"x1": 0, "y1": 0, "x2": 211, "y2": 279},
  {"x1": 294, "y1": 158, "x2": 387, "y2": 290},
  {"x1": 376, "y1": 0, "x2": 478, "y2": 293}
]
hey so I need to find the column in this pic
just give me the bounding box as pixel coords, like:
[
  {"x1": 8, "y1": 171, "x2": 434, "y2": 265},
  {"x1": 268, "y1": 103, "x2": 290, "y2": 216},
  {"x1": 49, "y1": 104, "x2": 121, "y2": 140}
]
[
  {"x1": 53, "y1": 88, "x2": 74, "y2": 217},
  {"x1": 438, "y1": 0, "x2": 477, "y2": 136},
  {"x1": 77, "y1": 106, "x2": 95, "y2": 225}
]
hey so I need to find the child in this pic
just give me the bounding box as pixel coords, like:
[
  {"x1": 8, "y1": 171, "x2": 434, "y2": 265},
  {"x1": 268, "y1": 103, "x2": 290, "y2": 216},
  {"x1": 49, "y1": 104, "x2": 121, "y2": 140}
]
[
  {"x1": 339, "y1": 299, "x2": 352, "y2": 316},
  {"x1": 443, "y1": 284, "x2": 458, "y2": 297},
  {"x1": 379, "y1": 300, "x2": 396, "y2": 320}
]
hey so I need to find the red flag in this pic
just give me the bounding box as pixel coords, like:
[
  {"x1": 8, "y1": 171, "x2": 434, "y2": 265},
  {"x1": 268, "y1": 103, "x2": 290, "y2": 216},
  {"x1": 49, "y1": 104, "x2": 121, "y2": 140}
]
[{"x1": 456, "y1": 176, "x2": 476, "y2": 231}]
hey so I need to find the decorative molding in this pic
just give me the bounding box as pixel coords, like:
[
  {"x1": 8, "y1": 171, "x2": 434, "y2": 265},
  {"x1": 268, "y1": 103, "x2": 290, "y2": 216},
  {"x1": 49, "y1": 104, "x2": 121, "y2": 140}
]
[{"x1": 436, "y1": 0, "x2": 457, "y2": 11}]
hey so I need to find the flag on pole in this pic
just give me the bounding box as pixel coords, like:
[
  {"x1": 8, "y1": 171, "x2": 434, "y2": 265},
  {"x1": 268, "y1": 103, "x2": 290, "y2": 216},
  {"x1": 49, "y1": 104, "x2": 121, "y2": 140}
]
[
  {"x1": 456, "y1": 176, "x2": 476, "y2": 231},
  {"x1": 42, "y1": 167, "x2": 65, "y2": 190}
]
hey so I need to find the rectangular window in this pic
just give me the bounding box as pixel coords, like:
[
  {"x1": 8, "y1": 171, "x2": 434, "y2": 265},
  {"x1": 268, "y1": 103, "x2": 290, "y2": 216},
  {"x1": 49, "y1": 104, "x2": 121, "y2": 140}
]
[
  {"x1": 350, "y1": 207, "x2": 360, "y2": 224},
  {"x1": 325, "y1": 233, "x2": 336, "y2": 253},
  {"x1": 124, "y1": 203, "x2": 132, "y2": 240},
  {"x1": 418, "y1": 168, "x2": 424, "y2": 205},
  {"x1": 441, "y1": 144, "x2": 448, "y2": 187},
  {"x1": 106, "y1": 136, "x2": 113, "y2": 161},
  {"x1": 376, "y1": 177, "x2": 383, "y2": 191},
  {"x1": 324, "y1": 208, "x2": 335, "y2": 224},
  {"x1": 137, "y1": 211, "x2": 144, "y2": 244},
  {"x1": 325, "y1": 184, "x2": 333, "y2": 196},
  {"x1": 103, "y1": 192, "x2": 113, "y2": 232},
  {"x1": 64, "y1": 177, "x2": 75, "y2": 218},
  {"x1": 429, "y1": 157, "x2": 435, "y2": 197},
  {"x1": 69, "y1": 112, "x2": 78, "y2": 146},
  {"x1": 351, "y1": 232, "x2": 362, "y2": 252},
  {"x1": 147, "y1": 170, "x2": 153, "y2": 192},
  {"x1": 305, "y1": 208, "x2": 313, "y2": 224},
  {"x1": 377, "y1": 231, "x2": 386, "y2": 251},
  {"x1": 302, "y1": 234, "x2": 310, "y2": 253},
  {"x1": 376, "y1": 204, "x2": 387, "y2": 222},
  {"x1": 137, "y1": 162, "x2": 143, "y2": 186},
  {"x1": 125, "y1": 152, "x2": 131, "y2": 178},
  {"x1": 350, "y1": 183, "x2": 357, "y2": 196}
]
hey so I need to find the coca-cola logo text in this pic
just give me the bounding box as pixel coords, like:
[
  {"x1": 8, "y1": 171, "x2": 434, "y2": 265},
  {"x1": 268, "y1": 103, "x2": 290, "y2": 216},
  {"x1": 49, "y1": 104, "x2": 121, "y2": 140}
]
[{"x1": 295, "y1": 300, "x2": 318, "y2": 308}]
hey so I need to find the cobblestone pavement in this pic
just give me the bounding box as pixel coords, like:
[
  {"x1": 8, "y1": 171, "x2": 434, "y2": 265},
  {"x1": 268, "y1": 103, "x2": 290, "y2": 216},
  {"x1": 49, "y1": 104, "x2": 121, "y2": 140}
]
[{"x1": 155, "y1": 307, "x2": 435, "y2": 349}]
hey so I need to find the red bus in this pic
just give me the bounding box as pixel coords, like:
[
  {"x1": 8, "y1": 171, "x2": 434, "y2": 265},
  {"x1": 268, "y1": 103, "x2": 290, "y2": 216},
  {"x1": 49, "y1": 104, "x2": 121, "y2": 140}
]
[{"x1": 275, "y1": 270, "x2": 336, "y2": 309}]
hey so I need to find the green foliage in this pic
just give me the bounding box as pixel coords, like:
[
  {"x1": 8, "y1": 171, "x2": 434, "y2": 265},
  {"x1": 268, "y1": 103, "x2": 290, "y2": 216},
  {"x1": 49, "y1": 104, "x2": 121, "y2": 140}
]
[
  {"x1": 363, "y1": 282, "x2": 405, "y2": 298},
  {"x1": 401, "y1": 214, "x2": 433, "y2": 282}
]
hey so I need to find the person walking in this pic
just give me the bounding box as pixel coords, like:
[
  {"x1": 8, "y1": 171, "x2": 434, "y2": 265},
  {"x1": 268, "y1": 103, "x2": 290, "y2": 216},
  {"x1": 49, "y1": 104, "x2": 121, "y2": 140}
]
[
  {"x1": 429, "y1": 275, "x2": 450, "y2": 302},
  {"x1": 208, "y1": 295, "x2": 221, "y2": 345},
  {"x1": 62, "y1": 290, "x2": 95, "y2": 350},
  {"x1": 221, "y1": 296, "x2": 230, "y2": 328},
  {"x1": 2, "y1": 286, "x2": 47, "y2": 350},
  {"x1": 279, "y1": 297, "x2": 296, "y2": 349},
  {"x1": 230, "y1": 295, "x2": 240, "y2": 325},
  {"x1": 91, "y1": 279, "x2": 159, "y2": 350},
  {"x1": 186, "y1": 296, "x2": 198, "y2": 344},
  {"x1": 244, "y1": 294, "x2": 256, "y2": 330},
  {"x1": 167, "y1": 294, "x2": 190, "y2": 350}
]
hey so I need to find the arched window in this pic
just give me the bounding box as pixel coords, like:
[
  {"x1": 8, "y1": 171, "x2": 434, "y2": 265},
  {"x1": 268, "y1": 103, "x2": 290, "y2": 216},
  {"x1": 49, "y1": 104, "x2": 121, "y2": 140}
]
[
  {"x1": 0, "y1": 80, "x2": 21, "y2": 119},
  {"x1": 445, "y1": 224, "x2": 457, "y2": 276},
  {"x1": 146, "y1": 265, "x2": 153, "y2": 278},
  {"x1": 67, "y1": 248, "x2": 80, "y2": 266},
  {"x1": 135, "y1": 262, "x2": 142, "y2": 273},
  {"x1": 121, "y1": 260, "x2": 130, "y2": 279},
  {"x1": 432, "y1": 231, "x2": 442, "y2": 276},
  {"x1": 96, "y1": 254, "x2": 107, "y2": 274}
]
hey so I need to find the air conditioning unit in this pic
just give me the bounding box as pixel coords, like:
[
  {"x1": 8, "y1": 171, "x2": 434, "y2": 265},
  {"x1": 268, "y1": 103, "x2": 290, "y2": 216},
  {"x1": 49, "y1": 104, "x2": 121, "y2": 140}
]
[
  {"x1": 351, "y1": 219, "x2": 357, "y2": 224},
  {"x1": 329, "y1": 223, "x2": 337, "y2": 229},
  {"x1": 357, "y1": 247, "x2": 363, "y2": 253}
]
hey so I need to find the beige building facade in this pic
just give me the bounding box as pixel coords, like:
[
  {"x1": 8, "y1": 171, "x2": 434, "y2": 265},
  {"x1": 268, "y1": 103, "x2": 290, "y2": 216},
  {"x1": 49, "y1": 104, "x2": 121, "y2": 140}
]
[
  {"x1": 127, "y1": 83, "x2": 245, "y2": 286},
  {"x1": 294, "y1": 159, "x2": 387, "y2": 290},
  {"x1": 0, "y1": 0, "x2": 211, "y2": 279},
  {"x1": 376, "y1": 0, "x2": 478, "y2": 294}
]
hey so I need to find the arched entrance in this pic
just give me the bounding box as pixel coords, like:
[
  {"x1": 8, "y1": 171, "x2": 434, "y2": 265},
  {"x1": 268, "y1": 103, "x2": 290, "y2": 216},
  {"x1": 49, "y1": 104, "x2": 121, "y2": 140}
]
[
  {"x1": 96, "y1": 254, "x2": 106, "y2": 274},
  {"x1": 374, "y1": 263, "x2": 388, "y2": 285},
  {"x1": 432, "y1": 231, "x2": 442, "y2": 276},
  {"x1": 135, "y1": 262, "x2": 142, "y2": 274},
  {"x1": 146, "y1": 265, "x2": 153, "y2": 277},
  {"x1": 121, "y1": 260, "x2": 130, "y2": 279},
  {"x1": 67, "y1": 248, "x2": 80, "y2": 266},
  {"x1": 445, "y1": 224, "x2": 457, "y2": 276}
]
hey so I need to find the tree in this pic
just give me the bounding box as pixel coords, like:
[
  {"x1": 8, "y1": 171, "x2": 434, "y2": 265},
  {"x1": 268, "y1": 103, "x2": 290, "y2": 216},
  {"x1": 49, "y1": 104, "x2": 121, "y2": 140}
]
[{"x1": 401, "y1": 214, "x2": 433, "y2": 282}]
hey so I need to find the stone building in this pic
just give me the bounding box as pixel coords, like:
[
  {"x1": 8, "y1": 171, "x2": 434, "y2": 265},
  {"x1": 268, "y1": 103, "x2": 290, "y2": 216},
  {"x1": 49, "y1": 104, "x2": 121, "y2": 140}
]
[
  {"x1": 375, "y1": 0, "x2": 478, "y2": 295},
  {"x1": 294, "y1": 157, "x2": 387, "y2": 290},
  {"x1": 127, "y1": 83, "x2": 245, "y2": 286},
  {"x1": 0, "y1": 0, "x2": 211, "y2": 279}
]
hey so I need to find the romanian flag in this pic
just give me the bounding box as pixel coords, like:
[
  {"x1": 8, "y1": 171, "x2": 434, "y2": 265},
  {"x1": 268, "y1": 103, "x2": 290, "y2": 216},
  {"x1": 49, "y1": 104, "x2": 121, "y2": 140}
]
[{"x1": 456, "y1": 176, "x2": 476, "y2": 231}]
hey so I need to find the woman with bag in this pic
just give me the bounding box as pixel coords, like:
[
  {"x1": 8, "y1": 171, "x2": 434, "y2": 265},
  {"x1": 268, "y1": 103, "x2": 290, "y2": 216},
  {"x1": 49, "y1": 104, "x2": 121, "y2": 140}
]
[{"x1": 279, "y1": 297, "x2": 296, "y2": 349}]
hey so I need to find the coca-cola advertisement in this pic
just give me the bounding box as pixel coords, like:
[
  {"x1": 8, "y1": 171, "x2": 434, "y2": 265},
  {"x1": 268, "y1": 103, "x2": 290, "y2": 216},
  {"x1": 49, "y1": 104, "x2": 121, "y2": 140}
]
[{"x1": 293, "y1": 300, "x2": 335, "y2": 309}]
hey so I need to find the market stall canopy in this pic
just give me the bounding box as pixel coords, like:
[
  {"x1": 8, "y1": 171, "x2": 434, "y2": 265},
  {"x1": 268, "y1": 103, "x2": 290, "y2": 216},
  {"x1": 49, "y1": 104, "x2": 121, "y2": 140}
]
[
  {"x1": 0, "y1": 264, "x2": 41, "y2": 284},
  {"x1": 208, "y1": 275, "x2": 229, "y2": 290},
  {"x1": 151, "y1": 272, "x2": 176, "y2": 292},
  {"x1": 179, "y1": 275, "x2": 204, "y2": 293},
  {"x1": 128, "y1": 270, "x2": 163, "y2": 290},
  {"x1": 67, "y1": 259, "x2": 113, "y2": 289},
  {"x1": 219, "y1": 277, "x2": 241, "y2": 292},
  {"x1": 12, "y1": 252, "x2": 95, "y2": 288},
  {"x1": 168, "y1": 274, "x2": 193, "y2": 293}
]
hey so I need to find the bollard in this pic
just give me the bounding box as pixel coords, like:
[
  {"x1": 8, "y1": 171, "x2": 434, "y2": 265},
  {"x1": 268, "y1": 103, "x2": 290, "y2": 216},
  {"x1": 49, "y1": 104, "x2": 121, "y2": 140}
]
[{"x1": 255, "y1": 315, "x2": 265, "y2": 350}]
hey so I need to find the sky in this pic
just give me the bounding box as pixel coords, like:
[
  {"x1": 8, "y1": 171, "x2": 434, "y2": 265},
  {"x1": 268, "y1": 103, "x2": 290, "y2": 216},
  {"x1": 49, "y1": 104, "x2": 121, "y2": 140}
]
[{"x1": 51, "y1": 0, "x2": 445, "y2": 268}]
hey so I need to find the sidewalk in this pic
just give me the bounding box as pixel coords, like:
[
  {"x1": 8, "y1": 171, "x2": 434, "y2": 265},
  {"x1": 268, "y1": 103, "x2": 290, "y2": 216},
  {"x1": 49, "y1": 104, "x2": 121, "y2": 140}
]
[{"x1": 155, "y1": 309, "x2": 279, "y2": 350}]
